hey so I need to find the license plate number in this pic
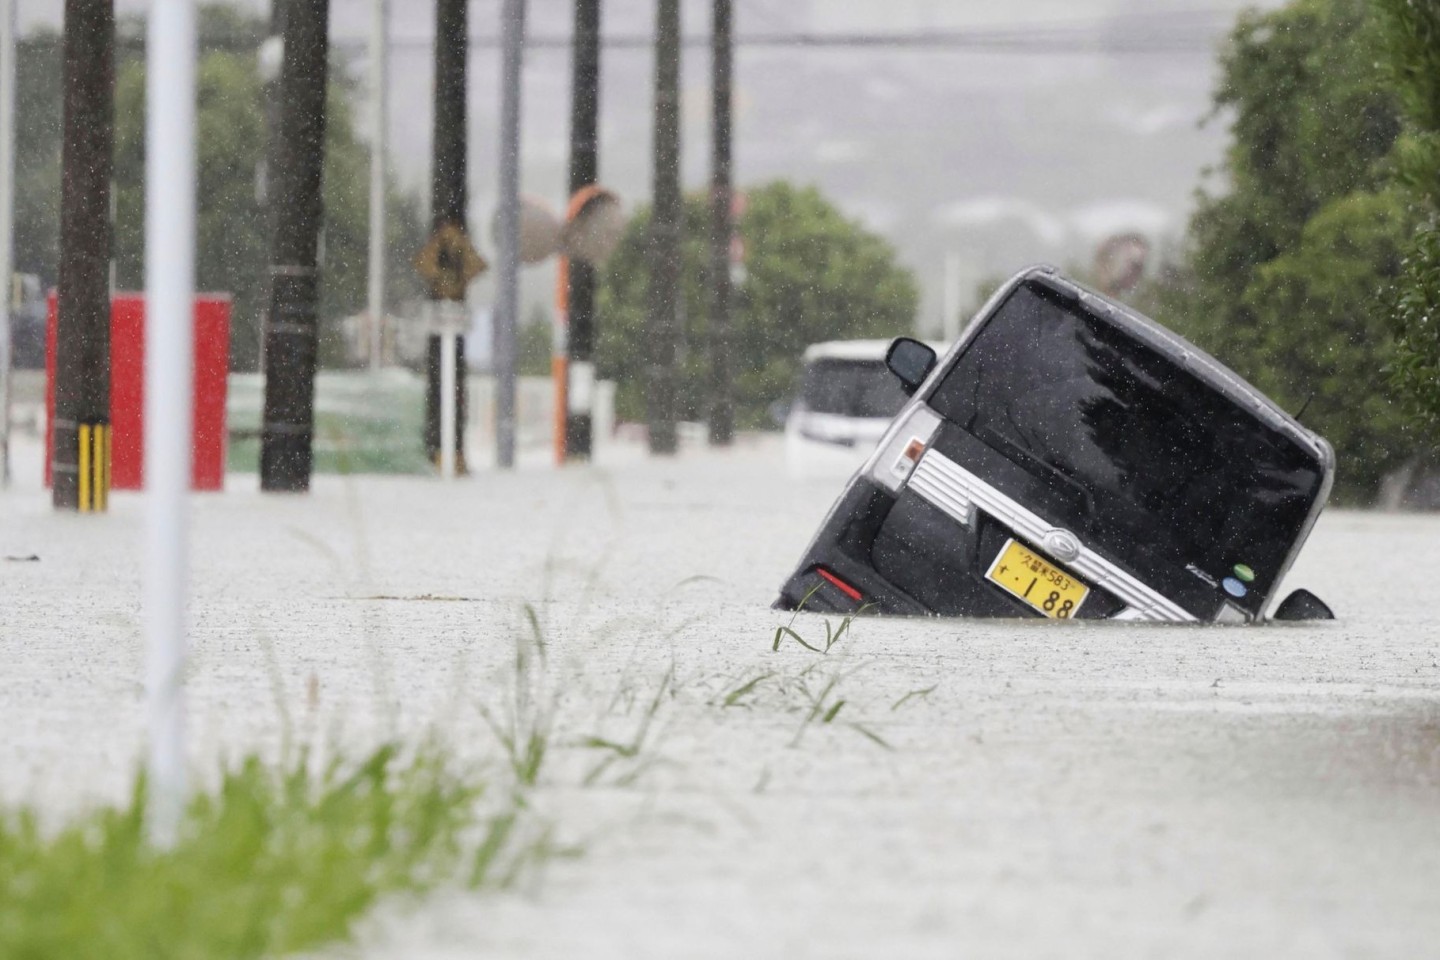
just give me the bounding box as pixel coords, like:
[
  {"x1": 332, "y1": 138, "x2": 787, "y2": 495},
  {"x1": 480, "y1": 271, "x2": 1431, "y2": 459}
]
[{"x1": 984, "y1": 538, "x2": 1089, "y2": 619}]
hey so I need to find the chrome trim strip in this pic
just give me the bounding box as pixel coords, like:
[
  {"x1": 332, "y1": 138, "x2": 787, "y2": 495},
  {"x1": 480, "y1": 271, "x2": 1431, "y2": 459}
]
[
  {"x1": 908, "y1": 449, "x2": 1198, "y2": 622},
  {"x1": 909, "y1": 454, "x2": 976, "y2": 527}
]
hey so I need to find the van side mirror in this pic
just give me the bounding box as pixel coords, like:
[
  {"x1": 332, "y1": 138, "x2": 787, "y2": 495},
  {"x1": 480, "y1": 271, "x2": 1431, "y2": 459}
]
[
  {"x1": 886, "y1": 338, "x2": 937, "y2": 396},
  {"x1": 1271, "y1": 588, "x2": 1334, "y2": 621}
]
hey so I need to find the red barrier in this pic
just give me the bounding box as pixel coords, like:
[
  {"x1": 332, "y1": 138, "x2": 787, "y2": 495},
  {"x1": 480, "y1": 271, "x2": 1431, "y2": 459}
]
[{"x1": 46, "y1": 293, "x2": 231, "y2": 491}]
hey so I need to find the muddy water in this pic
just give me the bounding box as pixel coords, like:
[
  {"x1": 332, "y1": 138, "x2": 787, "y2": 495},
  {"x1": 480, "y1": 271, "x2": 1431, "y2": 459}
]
[{"x1": 2, "y1": 437, "x2": 1437, "y2": 958}]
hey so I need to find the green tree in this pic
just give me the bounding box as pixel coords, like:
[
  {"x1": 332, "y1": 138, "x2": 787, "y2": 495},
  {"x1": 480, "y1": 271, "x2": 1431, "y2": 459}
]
[
  {"x1": 1240, "y1": 192, "x2": 1412, "y2": 480},
  {"x1": 12, "y1": 32, "x2": 63, "y2": 285},
  {"x1": 1375, "y1": 0, "x2": 1440, "y2": 432},
  {"x1": 517, "y1": 304, "x2": 552, "y2": 377},
  {"x1": 596, "y1": 181, "x2": 919, "y2": 428},
  {"x1": 14, "y1": 6, "x2": 425, "y2": 371},
  {"x1": 1143, "y1": 0, "x2": 1413, "y2": 500}
]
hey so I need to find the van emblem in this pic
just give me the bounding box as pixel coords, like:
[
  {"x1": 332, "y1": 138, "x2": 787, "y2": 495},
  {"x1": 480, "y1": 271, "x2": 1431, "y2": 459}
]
[
  {"x1": 1186, "y1": 563, "x2": 1219, "y2": 587},
  {"x1": 1043, "y1": 529, "x2": 1081, "y2": 562}
]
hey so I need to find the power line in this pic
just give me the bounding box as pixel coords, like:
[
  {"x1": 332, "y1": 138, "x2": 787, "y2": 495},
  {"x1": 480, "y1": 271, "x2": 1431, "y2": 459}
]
[
  {"x1": 21, "y1": 27, "x2": 1223, "y2": 57},
  {"x1": 354, "y1": 29, "x2": 1221, "y2": 54}
]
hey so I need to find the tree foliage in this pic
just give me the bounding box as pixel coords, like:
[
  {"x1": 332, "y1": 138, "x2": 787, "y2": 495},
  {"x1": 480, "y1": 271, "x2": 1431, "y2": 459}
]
[
  {"x1": 11, "y1": 32, "x2": 63, "y2": 285},
  {"x1": 596, "y1": 181, "x2": 919, "y2": 428},
  {"x1": 1143, "y1": 0, "x2": 1413, "y2": 500},
  {"x1": 1375, "y1": 0, "x2": 1440, "y2": 432},
  {"x1": 13, "y1": 6, "x2": 425, "y2": 371}
]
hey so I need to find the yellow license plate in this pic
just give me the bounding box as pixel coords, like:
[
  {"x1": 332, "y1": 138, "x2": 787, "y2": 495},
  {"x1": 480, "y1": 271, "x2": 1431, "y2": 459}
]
[{"x1": 984, "y1": 538, "x2": 1089, "y2": 619}]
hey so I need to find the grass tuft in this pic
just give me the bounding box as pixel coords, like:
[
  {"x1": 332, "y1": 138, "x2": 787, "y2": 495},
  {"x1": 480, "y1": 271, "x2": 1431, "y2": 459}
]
[
  {"x1": 0, "y1": 744, "x2": 527, "y2": 959},
  {"x1": 581, "y1": 668, "x2": 675, "y2": 787},
  {"x1": 479, "y1": 609, "x2": 554, "y2": 790},
  {"x1": 717, "y1": 671, "x2": 774, "y2": 708},
  {"x1": 771, "y1": 585, "x2": 870, "y2": 655},
  {"x1": 890, "y1": 685, "x2": 939, "y2": 712}
]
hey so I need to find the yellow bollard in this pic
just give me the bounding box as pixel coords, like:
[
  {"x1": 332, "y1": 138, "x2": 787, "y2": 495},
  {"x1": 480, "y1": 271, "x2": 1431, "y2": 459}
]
[{"x1": 76, "y1": 422, "x2": 111, "y2": 513}]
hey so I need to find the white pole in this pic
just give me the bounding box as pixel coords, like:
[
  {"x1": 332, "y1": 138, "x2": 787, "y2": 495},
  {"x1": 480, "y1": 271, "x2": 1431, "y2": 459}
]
[
  {"x1": 495, "y1": 0, "x2": 525, "y2": 469},
  {"x1": 367, "y1": 0, "x2": 387, "y2": 371},
  {"x1": 0, "y1": 0, "x2": 15, "y2": 488},
  {"x1": 144, "y1": 0, "x2": 197, "y2": 847},
  {"x1": 439, "y1": 328, "x2": 456, "y2": 478},
  {"x1": 942, "y1": 250, "x2": 961, "y2": 342}
]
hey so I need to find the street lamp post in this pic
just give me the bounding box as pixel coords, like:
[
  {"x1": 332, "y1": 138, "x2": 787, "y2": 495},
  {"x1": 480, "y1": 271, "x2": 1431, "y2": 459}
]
[
  {"x1": 144, "y1": 0, "x2": 197, "y2": 848},
  {"x1": 367, "y1": 0, "x2": 387, "y2": 372},
  {"x1": 495, "y1": 0, "x2": 526, "y2": 470},
  {"x1": 0, "y1": 0, "x2": 15, "y2": 487}
]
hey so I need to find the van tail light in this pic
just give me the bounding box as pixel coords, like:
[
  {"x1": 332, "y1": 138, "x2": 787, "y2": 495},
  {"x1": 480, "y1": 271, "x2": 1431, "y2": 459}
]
[
  {"x1": 863, "y1": 403, "x2": 943, "y2": 493},
  {"x1": 816, "y1": 567, "x2": 863, "y2": 602}
]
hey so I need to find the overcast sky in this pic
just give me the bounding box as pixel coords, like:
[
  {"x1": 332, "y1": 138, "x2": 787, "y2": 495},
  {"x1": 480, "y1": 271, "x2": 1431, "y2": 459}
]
[{"x1": 19, "y1": 0, "x2": 1283, "y2": 331}]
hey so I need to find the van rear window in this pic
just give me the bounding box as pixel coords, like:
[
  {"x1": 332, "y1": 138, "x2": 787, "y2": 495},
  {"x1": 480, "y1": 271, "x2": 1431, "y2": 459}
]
[
  {"x1": 801, "y1": 359, "x2": 909, "y2": 419},
  {"x1": 925, "y1": 282, "x2": 1323, "y2": 610}
]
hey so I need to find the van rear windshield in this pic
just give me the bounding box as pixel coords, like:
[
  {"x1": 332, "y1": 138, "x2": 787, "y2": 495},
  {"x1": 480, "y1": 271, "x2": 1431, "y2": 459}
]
[
  {"x1": 925, "y1": 281, "x2": 1323, "y2": 612},
  {"x1": 802, "y1": 359, "x2": 908, "y2": 419}
]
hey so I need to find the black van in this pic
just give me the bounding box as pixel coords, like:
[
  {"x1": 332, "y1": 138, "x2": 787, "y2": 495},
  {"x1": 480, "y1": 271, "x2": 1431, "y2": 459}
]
[{"x1": 775, "y1": 266, "x2": 1335, "y2": 623}]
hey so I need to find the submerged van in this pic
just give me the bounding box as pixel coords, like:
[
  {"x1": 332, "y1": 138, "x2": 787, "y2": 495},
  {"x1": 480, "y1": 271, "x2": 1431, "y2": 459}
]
[{"x1": 775, "y1": 266, "x2": 1335, "y2": 623}]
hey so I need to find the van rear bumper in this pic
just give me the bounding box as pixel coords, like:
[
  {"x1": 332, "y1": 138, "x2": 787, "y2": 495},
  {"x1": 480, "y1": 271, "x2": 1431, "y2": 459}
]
[
  {"x1": 773, "y1": 479, "x2": 932, "y2": 616},
  {"x1": 772, "y1": 476, "x2": 1129, "y2": 620}
]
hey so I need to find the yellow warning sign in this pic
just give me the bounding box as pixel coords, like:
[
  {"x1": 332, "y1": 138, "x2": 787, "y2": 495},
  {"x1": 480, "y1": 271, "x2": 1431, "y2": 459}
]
[{"x1": 415, "y1": 223, "x2": 488, "y2": 300}]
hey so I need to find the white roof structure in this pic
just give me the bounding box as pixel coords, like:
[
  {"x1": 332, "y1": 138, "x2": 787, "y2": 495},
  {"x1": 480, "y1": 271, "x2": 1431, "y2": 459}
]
[{"x1": 802, "y1": 339, "x2": 946, "y2": 362}]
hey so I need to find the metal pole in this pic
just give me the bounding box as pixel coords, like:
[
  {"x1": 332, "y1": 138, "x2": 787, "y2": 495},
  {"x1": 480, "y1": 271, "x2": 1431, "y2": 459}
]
[
  {"x1": 260, "y1": 0, "x2": 331, "y2": 492},
  {"x1": 54, "y1": 0, "x2": 115, "y2": 511},
  {"x1": 495, "y1": 0, "x2": 525, "y2": 469},
  {"x1": 707, "y1": 0, "x2": 733, "y2": 447},
  {"x1": 367, "y1": 0, "x2": 387, "y2": 371},
  {"x1": 425, "y1": 0, "x2": 468, "y2": 470},
  {"x1": 144, "y1": 0, "x2": 196, "y2": 848},
  {"x1": 942, "y1": 250, "x2": 961, "y2": 342},
  {"x1": 552, "y1": 247, "x2": 568, "y2": 464},
  {"x1": 647, "y1": 0, "x2": 681, "y2": 455},
  {"x1": 439, "y1": 317, "x2": 456, "y2": 477},
  {"x1": 258, "y1": 4, "x2": 284, "y2": 374},
  {"x1": 0, "y1": 0, "x2": 15, "y2": 487},
  {"x1": 563, "y1": 0, "x2": 600, "y2": 461}
]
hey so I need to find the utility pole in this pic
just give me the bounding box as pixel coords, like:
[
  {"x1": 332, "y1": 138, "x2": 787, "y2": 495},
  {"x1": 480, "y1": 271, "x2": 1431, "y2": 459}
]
[
  {"x1": 648, "y1": 0, "x2": 681, "y2": 455},
  {"x1": 257, "y1": 3, "x2": 284, "y2": 371},
  {"x1": 707, "y1": 0, "x2": 733, "y2": 447},
  {"x1": 260, "y1": 0, "x2": 331, "y2": 492},
  {"x1": 367, "y1": 0, "x2": 387, "y2": 371},
  {"x1": 425, "y1": 0, "x2": 469, "y2": 472},
  {"x1": 562, "y1": 0, "x2": 600, "y2": 461},
  {"x1": 53, "y1": 0, "x2": 115, "y2": 512},
  {"x1": 0, "y1": 0, "x2": 15, "y2": 487},
  {"x1": 494, "y1": 0, "x2": 525, "y2": 469}
]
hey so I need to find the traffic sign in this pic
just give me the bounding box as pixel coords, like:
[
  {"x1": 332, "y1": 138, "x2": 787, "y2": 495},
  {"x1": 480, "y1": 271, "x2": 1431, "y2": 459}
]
[
  {"x1": 415, "y1": 222, "x2": 487, "y2": 301},
  {"x1": 560, "y1": 186, "x2": 625, "y2": 266}
]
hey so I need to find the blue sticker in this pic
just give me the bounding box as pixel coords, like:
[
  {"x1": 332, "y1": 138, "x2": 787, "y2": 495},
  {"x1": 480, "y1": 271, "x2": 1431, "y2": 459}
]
[{"x1": 1222, "y1": 576, "x2": 1247, "y2": 598}]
